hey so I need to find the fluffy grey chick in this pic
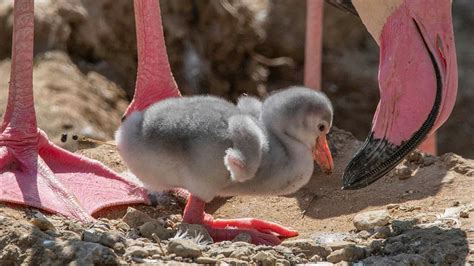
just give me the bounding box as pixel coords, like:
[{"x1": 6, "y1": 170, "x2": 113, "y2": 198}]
[{"x1": 115, "y1": 86, "x2": 334, "y2": 202}]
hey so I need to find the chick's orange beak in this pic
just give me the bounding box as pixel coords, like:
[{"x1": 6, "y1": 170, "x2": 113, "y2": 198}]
[{"x1": 313, "y1": 134, "x2": 334, "y2": 175}]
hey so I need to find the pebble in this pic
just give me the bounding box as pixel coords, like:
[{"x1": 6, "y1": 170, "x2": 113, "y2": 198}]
[
  {"x1": 122, "y1": 207, "x2": 154, "y2": 228},
  {"x1": 367, "y1": 239, "x2": 383, "y2": 253},
  {"x1": 357, "y1": 230, "x2": 372, "y2": 239},
  {"x1": 220, "y1": 257, "x2": 249, "y2": 265},
  {"x1": 31, "y1": 217, "x2": 56, "y2": 232},
  {"x1": 274, "y1": 245, "x2": 293, "y2": 255},
  {"x1": 195, "y1": 256, "x2": 219, "y2": 264},
  {"x1": 353, "y1": 210, "x2": 391, "y2": 231},
  {"x1": 82, "y1": 229, "x2": 103, "y2": 243},
  {"x1": 326, "y1": 241, "x2": 354, "y2": 251},
  {"x1": 395, "y1": 165, "x2": 413, "y2": 180},
  {"x1": 230, "y1": 246, "x2": 254, "y2": 259},
  {"x1": 126, "y1": 239, "x2": 145, "y2": 247},
  {"x1": 139, "y1": 221, "x2": 173, "y2": 240},
  {"x1": 406, "y1": 151, "x2": 424, "y2": 164},
  {"x1": 167, "y1": 239, "x2": 202, "y2": 258},
  {"x1": 391, "y1": 219, "x2": 417, "y2": 235},
  {"x1": 276, "y1": 258, "x2": 291, "y2": 265},
  {"x1": 143, "y1": 244, "x2": 163, "y2": 256},
  {"x1": 125, "y1": 246, "x2": 149, "y2": 258},
  {"x1": 460, "y1": 211, "x2": 469, "y2": 218},
  {"x1": 82, "y1": 229, "x2": 124, "y2": 249},
  {"x1": 373, "y1": 226, "x2": 392, "y2": 239},
  {"x1": 387, "y1": 204, "x2": 400, "y2": 210},
  {"x1": 251, "y1": 251, "x2": 277, "y2": 265},
  {"x1": 113, "y1": 242, "x2": 126, "y2": 254},
  {"x1": 281, "y1": 239, "x2": 331, "y2": 258},
  {"x1": 326, "y1": 245, "x2": 366, "y2": 263}
]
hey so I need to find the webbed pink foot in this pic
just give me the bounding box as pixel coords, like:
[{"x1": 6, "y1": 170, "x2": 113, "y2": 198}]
[{"x1": 182, "y1": 194, "x2": 298, "y2": 245}]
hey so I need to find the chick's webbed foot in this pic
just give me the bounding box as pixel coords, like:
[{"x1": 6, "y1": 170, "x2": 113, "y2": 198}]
[{"x1": 183, "y1": 194, "x2": 298, "y2": 245}]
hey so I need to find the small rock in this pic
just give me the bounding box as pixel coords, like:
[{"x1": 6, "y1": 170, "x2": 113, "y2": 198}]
[
  {"x1": 367, "y1": 239, "x2": 383, "y2": 254},
  {"x1": 126, "y1": 239, "x2": 145, "y2": 247},
  {"x1": 387, "y1": 203, "x2": 400, "y2": 210},
  {"x1": 395, "y1": 165, "x2": 413, "y2": 180},
  {"x1": 232, "y1": 232, "x2": 252, "y2": 243},
  {"x1": 230, "y1": 246, "x2": 254, "y2": 259},
  {"x1": 143, "y1": 244, "x2": 162, "y2": 256},
  {"x1": 460, "y1": 211, "x2": 469, "y2": 218},
  {"x1": 31, "y1": 217, "x2": 56, "y2": 231},
  {"x1": 69, "y1": 242, "x2": 119, "y2": 264},
  {"x1": 423, "y1": 155, "x2": 437, "y2": 166},
  {"x1": 326, "y1": 241, "x2": 354, "y2": 251},
  {"x1": 251, "y1": 251, "x2": 277, "y2": 265},
  {"x1": 100, "y1": 232, "x2": 124, "y2": 248},
  {"x1": 274, "y1": 245, "x2": 293, "y2": 255},
  {"x1": 82, "y1": 229, "x2": 103, "y2": 243},
  {"x1": 353, "y1": 210, "x2": 391, "y2": 231},
  {"x1": 125, "y1": 246, "x2": 149, "y2": 258},
  {"x1": 195, "y1": 256, "x2": 218, "y2": 264},
  {"x1": 406, "y1": 151, "x2": 424, "y2": 164},
  {"x1": 281, "y1": 239, "x2": 331, "y2": 258},
  {"x1": 113, "y1": 242, "x2": 126, "y2": 254},
  {"x1": 220, "y1": 257, "x2": 248, "y2": 265},
  {"x1": 139, "y1": 221, "x2": 173, "y2": 240},
  {"x1": 167, "y1": 239, "x2": 202, "y2": 258},
  {"x1": 122, "y1": 207, "x2": 154, "y2": 228},
  {"x1": 382, "y1": 241, "x2": 404, "y2": 254},
  {"x1": 391, "y1": 219, "x2": 417, "y2": 235},
  {"x1": 357, "y1": 230, "x2": 372, "y2": 239},
  {"x1": 276, "y1": 258, "x2": 291, "y2": 266},
  {"x1": 373, "y1": 226, "x2": 392, "y2": 239},
  {"x1": 82, "y1": 229, "x2": 123, "y2": 249},
  {"x1": 326, "y1": 245, "x2": 366, "y2": 263},
  {"x1": 310, "y1": 255, "x2": 322, "y2": 261},
  {"x1": 61, "y1": 230, "x2": 81, "y2": 240}
]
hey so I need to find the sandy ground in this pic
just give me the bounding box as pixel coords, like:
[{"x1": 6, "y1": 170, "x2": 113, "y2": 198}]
[{"x1": 1, "y1": 127, "x2": 473, "y2": 264}]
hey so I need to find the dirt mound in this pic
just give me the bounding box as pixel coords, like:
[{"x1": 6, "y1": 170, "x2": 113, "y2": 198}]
[{"x1": 0, "y1": 51, "x2": 128, "y2": 151}]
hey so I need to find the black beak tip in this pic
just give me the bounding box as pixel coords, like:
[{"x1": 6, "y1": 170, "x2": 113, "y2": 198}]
[
  {"x1": 340, "y1": 134, "x2": 404, "y2": 190},
  {"x1": 341, "y1": 172, "x2": 366, "y2": 190}
]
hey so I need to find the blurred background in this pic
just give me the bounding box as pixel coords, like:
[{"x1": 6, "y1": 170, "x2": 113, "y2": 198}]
[{"x1": 0, "y1": 0, "x2": 472, "y2": 157}]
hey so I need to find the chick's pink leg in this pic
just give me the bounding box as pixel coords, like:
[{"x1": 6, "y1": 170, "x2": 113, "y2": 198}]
[{"x1": 182, "y1": 194, "x2": 298, "y2": 245}]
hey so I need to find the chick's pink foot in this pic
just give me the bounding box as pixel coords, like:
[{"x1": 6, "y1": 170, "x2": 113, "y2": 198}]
[
  {"x1": 0, "y1": 130, "x2": 149, "y2": 222},
  {"x1": 182, "y1": 194, "x2": 298, "y2": 245}
]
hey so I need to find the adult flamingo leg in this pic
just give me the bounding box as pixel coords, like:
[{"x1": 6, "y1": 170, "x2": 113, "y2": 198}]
[{"x1": 0, "y1": 0, "x2": 149, "y2": 222}]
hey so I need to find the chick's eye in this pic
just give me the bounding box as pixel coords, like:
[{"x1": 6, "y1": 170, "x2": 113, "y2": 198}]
[{"x1": 318, "y1": 124, "x2": 325, "y2": 132}]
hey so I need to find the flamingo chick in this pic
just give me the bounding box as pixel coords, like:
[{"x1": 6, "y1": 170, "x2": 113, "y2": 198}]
[{"x1": 116, "y1": 86, "x2": 334, "y2": 245}]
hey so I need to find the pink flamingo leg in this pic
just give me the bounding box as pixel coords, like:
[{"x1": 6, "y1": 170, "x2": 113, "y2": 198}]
[
  {"x1": 304, "y1": 0, "x2": 324, "y2": 91},
  {"x1": 182, "y1": 195, "x2": 298, "y2": 245},
  {"x1": 0, "y1": 0, "x2": 149, "y2": 222},
  {"x1": 419, "y1": 134, "x2": 437, "y2": 155},
  {"x1": 124, "y1": 0, "x2": 181, "y2": 116}
]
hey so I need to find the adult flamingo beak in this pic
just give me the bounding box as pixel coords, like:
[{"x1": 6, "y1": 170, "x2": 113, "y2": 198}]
[
  {"x1": 341, "y1": 0, "x2": 458, "y2": 189},
  {"x1": 313, "y1": 134, "x2": 334, "y2": 175}
]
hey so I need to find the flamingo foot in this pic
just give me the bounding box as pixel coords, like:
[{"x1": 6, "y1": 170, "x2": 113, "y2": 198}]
[
  {"x1": 182, "y1": 194, "x2": 298, "y2": 245},
  {"x1": 0, "y1": 130, "x2": 149, "y2": 222}
]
